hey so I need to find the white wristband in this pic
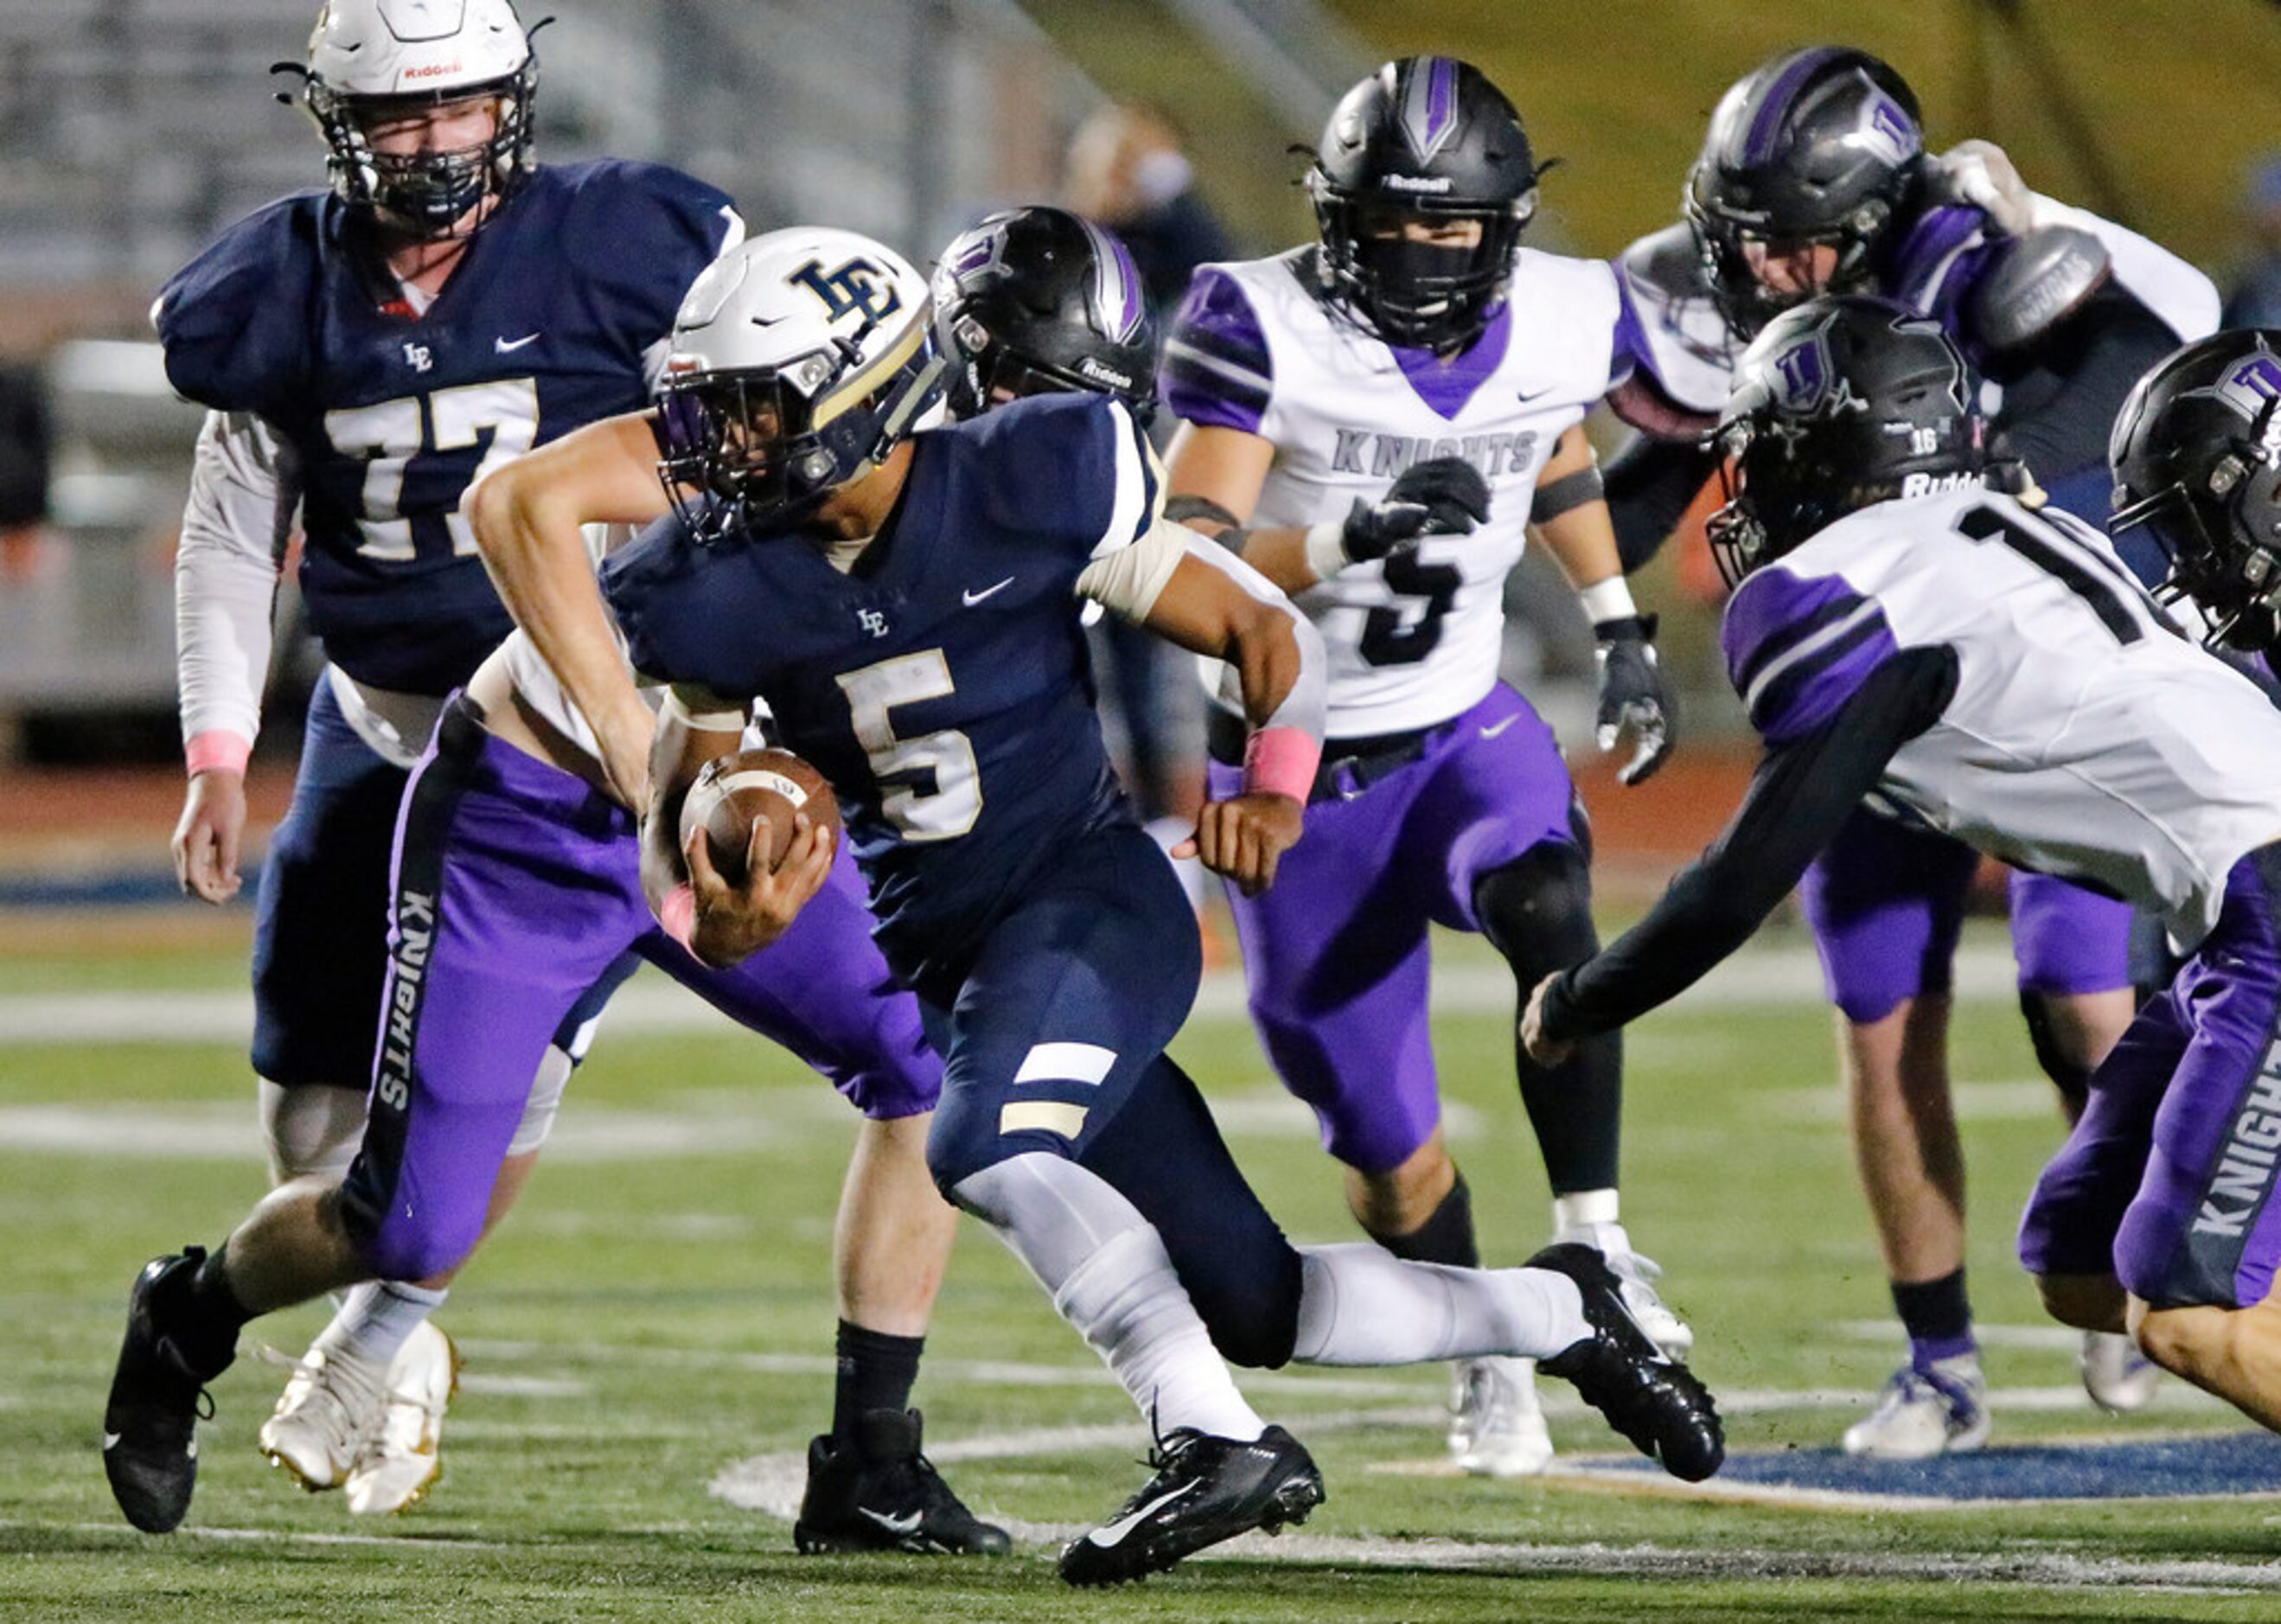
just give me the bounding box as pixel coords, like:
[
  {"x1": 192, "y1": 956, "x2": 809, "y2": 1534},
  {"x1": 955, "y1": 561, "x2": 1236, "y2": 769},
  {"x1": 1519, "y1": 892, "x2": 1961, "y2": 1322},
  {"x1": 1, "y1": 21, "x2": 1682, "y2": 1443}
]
[
  {"x1": 1302, "y1": 521, "x2": 1351, "y2": 584},
  {"x1": 1579, "y1": 576, "x2": 1638, "y2": 626}
]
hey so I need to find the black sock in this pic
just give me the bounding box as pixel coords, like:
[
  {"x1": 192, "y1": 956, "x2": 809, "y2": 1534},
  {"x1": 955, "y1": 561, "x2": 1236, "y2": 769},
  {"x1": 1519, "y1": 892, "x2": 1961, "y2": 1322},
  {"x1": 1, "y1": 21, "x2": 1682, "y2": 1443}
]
[
  {"x1": 834, "y1": 1320, "x2": 925, "y2": 1437},
  {"x1": 176, "y1": 1244, "x2": 253, "y2": 1377},
  {"x1": 1364, "y1": 1171, "x2": 1480, "y2": 1269},
  {"x1": 1891, "y1": 1268, "x2": 1976, "y2": 1365}
]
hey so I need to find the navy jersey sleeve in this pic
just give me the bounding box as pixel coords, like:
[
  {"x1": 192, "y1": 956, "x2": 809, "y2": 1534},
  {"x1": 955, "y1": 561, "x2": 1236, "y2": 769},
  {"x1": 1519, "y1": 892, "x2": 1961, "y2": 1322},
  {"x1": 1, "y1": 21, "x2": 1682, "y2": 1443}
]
[
  {"x1": 551, "y1": 160, "x2": 741, "y2": 371},
  {"x1": 152, "y1": 194, "x2": 332, "y2": 416},
  {"x1": 1158, "y1": 266, "x2": 1274, "y2": 434},
  {"x1": 955, "y1": 393, "x2": 1163, "y2": 566},
  {"x1": 1721, "y1": 566, "x2": 1905, "y2": 745},
  {"x1": 600, "y1": 508, "x2": 738, "y2": 693}
]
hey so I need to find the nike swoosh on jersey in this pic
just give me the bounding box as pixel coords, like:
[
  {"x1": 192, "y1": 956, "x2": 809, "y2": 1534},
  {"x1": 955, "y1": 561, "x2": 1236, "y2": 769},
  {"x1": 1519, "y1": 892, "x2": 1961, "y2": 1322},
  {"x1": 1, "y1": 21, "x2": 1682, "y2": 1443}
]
[
  {"x1": 1085, "y1": 1480, "x2": 1199, "y2": 1547},
  {"x1": 495, "y1": 332, "x2": 542, "y2": 353},
  {"x1": 859, "y1": 1506, "x2": 925, "y2": 1537},
  {"x1": 962, "y1": 577, "x2": 1016, "y2": 606},
  {"x1": 102, "y1": 1432, "x2": 122, "y2": 1451},
  {"x1": 1479, "y1": 714, "x2": 1521, "y2": 740}
]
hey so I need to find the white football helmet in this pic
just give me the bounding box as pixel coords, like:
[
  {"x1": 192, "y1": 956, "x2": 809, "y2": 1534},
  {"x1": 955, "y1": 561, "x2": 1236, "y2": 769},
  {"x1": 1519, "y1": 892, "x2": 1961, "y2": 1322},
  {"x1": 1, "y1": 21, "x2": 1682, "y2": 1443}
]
[
  {"x1": 290, "y1": 0, "x2": 538, "y2": 237},
  {"x1": 656, "y1": 227, "x2": 947, "y2": 540}
]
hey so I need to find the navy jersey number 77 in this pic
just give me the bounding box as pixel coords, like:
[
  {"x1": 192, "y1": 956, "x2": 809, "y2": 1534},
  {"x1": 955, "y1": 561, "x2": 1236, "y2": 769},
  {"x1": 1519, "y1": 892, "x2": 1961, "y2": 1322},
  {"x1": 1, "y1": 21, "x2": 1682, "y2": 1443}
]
[{"x1": 604, "y1": 391, "x2": 1163, "y2": 992}]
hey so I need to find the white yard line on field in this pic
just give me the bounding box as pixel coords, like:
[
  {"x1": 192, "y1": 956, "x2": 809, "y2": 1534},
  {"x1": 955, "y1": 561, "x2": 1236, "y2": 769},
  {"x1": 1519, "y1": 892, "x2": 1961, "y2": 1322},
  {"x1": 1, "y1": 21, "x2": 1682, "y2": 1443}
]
[{"x1": 0, "y1": 939, "x2": 2022, "y2": 1048}]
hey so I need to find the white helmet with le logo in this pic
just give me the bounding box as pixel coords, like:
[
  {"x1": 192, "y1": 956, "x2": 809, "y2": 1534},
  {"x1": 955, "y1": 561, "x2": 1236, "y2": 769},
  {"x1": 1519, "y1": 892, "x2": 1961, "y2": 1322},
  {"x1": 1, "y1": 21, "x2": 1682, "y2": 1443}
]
[
  {"x1": 291, "y1": 0, "x2": 538, "y2": 237},
  {"x1": 656, "y1": 227, "x2": 946, "y2": 541}
]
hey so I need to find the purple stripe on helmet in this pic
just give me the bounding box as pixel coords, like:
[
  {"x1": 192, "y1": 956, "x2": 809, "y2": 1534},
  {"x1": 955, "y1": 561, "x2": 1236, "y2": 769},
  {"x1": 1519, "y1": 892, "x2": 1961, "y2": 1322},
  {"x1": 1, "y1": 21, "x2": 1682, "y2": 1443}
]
[
  {"x1": 1077, "y1": 216, "x2": 1146, "y2": 342},
  {"x1": 1741, "y1": 47, "x2": 1844, "y2": 167},
  {"x1": 951, "y1": 231, "x2": 1001, "y2": 278},
  {"x1": 1401, "y1": 56, "x2": 1461, "y2": 163}
]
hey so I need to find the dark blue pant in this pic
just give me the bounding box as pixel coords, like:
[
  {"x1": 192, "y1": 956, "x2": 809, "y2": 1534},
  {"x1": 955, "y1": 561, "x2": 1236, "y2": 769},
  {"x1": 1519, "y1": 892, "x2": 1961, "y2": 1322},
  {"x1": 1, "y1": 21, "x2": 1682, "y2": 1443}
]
[{"x1": 920, "y1": 821, "x2": 1303, "y2": 1366}]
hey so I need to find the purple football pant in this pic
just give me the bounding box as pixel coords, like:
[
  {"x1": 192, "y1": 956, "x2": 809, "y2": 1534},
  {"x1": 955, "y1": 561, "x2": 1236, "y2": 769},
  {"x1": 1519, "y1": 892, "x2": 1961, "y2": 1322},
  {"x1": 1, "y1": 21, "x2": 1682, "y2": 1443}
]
[
  {"x1": 1207, "y1": 683, "x2": 1577, "y2": 1173},
  {"x1": 340, "y1": 700, "x2": 937, "y2": 1282},
  {"x1": 1802, "y1": 808, "x2": 2132, "y2": 1025},
  {"x1": 2020, "y1": 845, "x2": 2281, "y2": 1310}
]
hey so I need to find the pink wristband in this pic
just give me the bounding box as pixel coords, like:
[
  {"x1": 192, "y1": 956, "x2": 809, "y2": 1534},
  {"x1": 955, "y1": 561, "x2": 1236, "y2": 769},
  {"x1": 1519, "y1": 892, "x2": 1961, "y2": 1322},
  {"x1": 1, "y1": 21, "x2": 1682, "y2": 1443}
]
[
  {"x1": 659, "y1": 883, "x2": 697, "y2": 952},
  {"x1": 1242, "y1": 726, "x2": 1321, "y2": 802},
  {"x1": 186, "y1": 730, "x2": 252, "y2": 778}
]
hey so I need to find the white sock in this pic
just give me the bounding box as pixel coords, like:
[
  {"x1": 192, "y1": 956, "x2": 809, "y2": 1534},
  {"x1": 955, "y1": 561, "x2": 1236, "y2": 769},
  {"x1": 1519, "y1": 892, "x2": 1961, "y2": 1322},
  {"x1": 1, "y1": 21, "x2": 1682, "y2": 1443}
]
[
  {"x1": 1291, "y1": 1243, "x2": 1589, "y2": 1365},
  {"x1": 955, "y1": 1152, "x2": 1264, "y2": 1441},
  {"x1": 1552, "y1": 1188, "x2": 1620, "y2": 1236},
  {"x1": 317, "y1": 1279, "x2": 449, "y2": 1372}
]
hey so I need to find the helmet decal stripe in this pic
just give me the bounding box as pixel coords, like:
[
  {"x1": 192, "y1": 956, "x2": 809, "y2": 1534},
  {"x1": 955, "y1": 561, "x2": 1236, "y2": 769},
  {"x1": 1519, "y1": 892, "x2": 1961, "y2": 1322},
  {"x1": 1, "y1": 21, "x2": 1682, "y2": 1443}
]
[
  {"x1": 1076, "y1": 217, "x2": 1146, "y2": 343},
  {"x1": 1742, "y1": 47, "x2": 1843, "y2": 165},
  {"x1": 1400, "y1": 56, "x2": 1461, "y2": 163}
]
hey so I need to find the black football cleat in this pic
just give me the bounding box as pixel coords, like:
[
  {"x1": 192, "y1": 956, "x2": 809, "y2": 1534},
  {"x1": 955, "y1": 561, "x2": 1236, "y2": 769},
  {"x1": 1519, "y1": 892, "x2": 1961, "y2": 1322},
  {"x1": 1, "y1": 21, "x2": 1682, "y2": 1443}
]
[
  {"x1": 1533, "y1": 1242, "x2": 1724, "y2": 1481},
  {"x1": 103, "y1": 1249, "x2": 233, "y2": 1533},
  {"x1": 1059, "y1": 1423, "x2": 1323, "y2": 1588},
  {"x1": 792, "y1": 1408, "x2": 1010, "y2": 1556}
]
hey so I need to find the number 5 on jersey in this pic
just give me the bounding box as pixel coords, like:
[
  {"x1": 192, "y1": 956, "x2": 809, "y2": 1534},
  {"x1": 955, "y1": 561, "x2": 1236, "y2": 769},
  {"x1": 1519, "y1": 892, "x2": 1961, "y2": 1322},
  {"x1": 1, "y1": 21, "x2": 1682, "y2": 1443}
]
[{"x1": 837, "y1": 649, "x2": 983, "y2": 841}]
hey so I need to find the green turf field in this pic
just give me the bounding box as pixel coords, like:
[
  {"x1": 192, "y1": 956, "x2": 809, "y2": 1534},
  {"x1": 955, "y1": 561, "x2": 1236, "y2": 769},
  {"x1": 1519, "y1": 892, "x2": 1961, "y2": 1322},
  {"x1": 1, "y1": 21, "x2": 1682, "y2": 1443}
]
[{"x1": 3, "y1": 921, "x2": 2277, "y2": 1621}]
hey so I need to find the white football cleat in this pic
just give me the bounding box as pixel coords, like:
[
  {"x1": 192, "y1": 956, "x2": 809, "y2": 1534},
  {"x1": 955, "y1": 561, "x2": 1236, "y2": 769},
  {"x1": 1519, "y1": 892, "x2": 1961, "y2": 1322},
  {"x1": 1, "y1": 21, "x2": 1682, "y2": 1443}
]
[
  {"x1": 1559, "y1": 1221, "x2": 1693, "y2": 1359},
  {"x1": 1841, "y1": 1354, "x2": 1990, "y2": 1459},
  {"x1": 1448, "y1": 1355, "x2": 1555, "y2": 1477},
  {"x1": 259, "y1": 1344, "x2": 385, "y2": 1492},
  {"x1": 2080, "y1": 1329, "x2": 2161, "y2": 1413},
  {"x1": 344, "y1": 1320, "x2": 461, "y2": 1515}
]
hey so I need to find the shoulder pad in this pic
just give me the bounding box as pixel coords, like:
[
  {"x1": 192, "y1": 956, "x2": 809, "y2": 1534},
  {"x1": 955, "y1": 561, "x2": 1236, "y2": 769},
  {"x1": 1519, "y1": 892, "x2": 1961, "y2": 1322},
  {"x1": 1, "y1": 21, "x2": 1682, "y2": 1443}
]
[
  {"x1": 155, "y1": 194, "x2": 330, "y2": 413},
  {"x1": 1619, "y1": 223, "x2": 1712, "y2": 304},
  {"x1": 1967, "y1": 224, "x2": 2112, "y2": 353}
]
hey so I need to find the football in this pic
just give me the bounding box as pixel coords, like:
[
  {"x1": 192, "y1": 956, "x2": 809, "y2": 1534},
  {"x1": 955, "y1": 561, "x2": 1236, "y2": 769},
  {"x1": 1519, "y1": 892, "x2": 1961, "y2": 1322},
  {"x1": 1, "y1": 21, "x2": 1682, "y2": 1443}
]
[{"x1": 677, "y1": 746, "x2": 840, "y2": 884}]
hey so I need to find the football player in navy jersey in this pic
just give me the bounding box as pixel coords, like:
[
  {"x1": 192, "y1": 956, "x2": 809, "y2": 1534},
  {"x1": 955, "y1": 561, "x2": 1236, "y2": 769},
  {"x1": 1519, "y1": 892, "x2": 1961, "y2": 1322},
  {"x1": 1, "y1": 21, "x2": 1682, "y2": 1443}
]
[
  {"x1": 450, "y1": 225, "x2": 1722, "y2": 1585},
  {"x1": 1526, "y1": 298, "x2": 2281, "y2": 1441},
  {"x1": 1603, "y1": 46, "x2": 2223, "y2": 1455},
  {"x1": 135, "y1": 0, "x2": 982, "y2": 1539}
]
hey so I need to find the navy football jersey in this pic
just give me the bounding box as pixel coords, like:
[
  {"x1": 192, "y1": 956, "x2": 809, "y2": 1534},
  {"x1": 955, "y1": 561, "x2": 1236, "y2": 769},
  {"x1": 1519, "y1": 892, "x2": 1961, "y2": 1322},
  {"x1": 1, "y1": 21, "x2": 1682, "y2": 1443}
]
[
  {"x1": 604, "y1": 393, "x2": 1164, "y2": 989},
  {"x1": 156, "y1": 160, "x2": 738, "y2": 695}
]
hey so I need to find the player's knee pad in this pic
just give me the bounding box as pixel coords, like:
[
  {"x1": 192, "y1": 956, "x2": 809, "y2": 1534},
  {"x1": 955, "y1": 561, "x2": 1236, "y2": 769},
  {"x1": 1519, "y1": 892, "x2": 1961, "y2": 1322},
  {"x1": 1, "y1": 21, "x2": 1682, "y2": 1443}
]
[
  {"x1": 1473, "y1": 841, "x2": 1599, "y2": 981},
  {"x1": 257, "y1": 1077, "x2": 367, "y2": 1186},
  {"x1": 2019, "y1": 991, "x2": 2093, "y2": 1110},
  {"x1": 504, "y1": 1045, "x2": 574, "y2": 1157}
]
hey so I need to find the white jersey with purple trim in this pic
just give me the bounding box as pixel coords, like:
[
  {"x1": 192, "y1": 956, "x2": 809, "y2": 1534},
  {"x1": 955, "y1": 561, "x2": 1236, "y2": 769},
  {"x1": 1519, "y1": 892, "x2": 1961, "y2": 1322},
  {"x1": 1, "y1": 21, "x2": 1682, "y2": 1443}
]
[
  {"x1": 1723, "y1": 485, "x2": 2281, "y2": 949},
  {"x1": 1163, "y1": 246, "x2": 1626, "y2": 738}
]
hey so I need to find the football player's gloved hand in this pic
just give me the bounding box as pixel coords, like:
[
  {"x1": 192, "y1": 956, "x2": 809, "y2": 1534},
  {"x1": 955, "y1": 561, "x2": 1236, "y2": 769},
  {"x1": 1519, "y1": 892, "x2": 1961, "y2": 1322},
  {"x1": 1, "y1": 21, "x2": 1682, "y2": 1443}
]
[
  {"x1": 1594, "y1": 613, "x2": 1676, "y2": 786},
  {"x1": 1934, "y1": 139, "x2": 2037, "y2": 236},
  {"x1": 1339, "y1": 456, "x2": 1492, "y2": 563}
]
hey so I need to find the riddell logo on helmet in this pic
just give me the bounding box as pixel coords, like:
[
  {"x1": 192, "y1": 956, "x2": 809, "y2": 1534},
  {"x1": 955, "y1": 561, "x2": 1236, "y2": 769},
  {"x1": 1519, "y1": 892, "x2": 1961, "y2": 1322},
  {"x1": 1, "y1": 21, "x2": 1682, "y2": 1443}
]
[
  {"x1": 1382, "y1": 175, "x2": 1454, "y2": 194},
  {"x1": 1899, "y1": 471, "x2": 1977, "y2": 498},
  {"x1": 1076, "y1": 357, "x2": 1133, "y2": 389},
  {"x1": 403, "y1": 61, "x2": 463, "y2": 80}
]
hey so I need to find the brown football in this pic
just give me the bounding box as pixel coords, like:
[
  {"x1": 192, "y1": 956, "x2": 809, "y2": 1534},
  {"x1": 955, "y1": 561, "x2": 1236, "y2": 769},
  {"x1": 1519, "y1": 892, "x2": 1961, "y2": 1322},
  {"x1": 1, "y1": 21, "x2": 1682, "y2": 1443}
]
[{"x1": 678, "y1": 747, "x2": 840, "y2": 884}]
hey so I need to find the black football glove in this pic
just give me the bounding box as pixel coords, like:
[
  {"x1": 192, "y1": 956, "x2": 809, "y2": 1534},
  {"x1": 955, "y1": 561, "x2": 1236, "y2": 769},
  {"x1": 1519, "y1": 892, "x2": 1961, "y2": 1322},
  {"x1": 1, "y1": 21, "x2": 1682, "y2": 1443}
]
[
  {"x1": 1339, "y1": 456, "x2": 1492, "y2": 563},
  {"x1": 1594, "y1": 613, "x2": 1676, "y2": 786}
]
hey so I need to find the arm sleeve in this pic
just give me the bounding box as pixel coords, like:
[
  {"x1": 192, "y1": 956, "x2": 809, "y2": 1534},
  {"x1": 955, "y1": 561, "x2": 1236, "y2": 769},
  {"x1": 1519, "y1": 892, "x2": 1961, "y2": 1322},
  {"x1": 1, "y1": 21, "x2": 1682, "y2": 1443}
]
[
  {"x1": 1997, "y1": 288, "x2": 2186, "y2": 485},
  {"x1": 175, "y1": 410, "x2": 300, "y2": 750},
  {"x1": 1540, "y1": 644, "x2": 1959, "y2": 1039},
  {"x1": 1603, "y1": 434, "x2": 1722, "y2": 572}
]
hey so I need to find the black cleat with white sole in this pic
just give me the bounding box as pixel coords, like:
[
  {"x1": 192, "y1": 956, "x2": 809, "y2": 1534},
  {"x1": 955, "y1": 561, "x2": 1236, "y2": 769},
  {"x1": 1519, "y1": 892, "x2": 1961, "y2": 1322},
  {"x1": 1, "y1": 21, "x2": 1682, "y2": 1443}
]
[
  {"x1": 1532, "y1": 1242, "x2": 1724, "y2": 1481},
  {"x1": 793, "y1": 1408, "x2": 1010, "y2": 1555},
  {"x1": 1059, "y1": 1423, "x2": 1324, "y2": 1587},
  {"x1": 102, "y1": 1249, "x2": 232, "y2": 1533}
]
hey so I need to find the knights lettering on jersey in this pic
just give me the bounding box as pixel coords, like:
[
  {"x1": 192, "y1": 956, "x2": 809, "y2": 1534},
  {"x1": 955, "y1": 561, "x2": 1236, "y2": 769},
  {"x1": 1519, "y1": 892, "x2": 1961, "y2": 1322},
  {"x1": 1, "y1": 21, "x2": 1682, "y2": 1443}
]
[
  {"x1": 155, "y1": 160, "x2": 739, "y2": 695},
  {"x1": 602, "y1": 393, "x2": 1159, "y2": 994},
  {"x1": 1162, "y1": 246, "x2": 1626, "y2": 738},
  {"x1": 1721, "y1": 486, "x2": 2281, "y2": 949}
]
